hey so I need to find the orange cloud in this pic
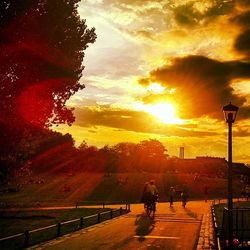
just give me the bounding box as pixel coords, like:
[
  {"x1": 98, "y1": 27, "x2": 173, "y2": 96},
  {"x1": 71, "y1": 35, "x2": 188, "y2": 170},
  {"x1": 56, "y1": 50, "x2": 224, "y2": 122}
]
[
  {"x1": 138, "y1": 55, "x2": 250, "y2": 120},
  {"x1": 73, "y1": 106, "x2": 219, "y2": 137}
]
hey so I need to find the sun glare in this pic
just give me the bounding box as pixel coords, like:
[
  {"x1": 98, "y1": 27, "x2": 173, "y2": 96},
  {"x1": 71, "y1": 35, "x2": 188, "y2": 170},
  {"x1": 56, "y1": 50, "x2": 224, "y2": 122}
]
[
  {"x1": 148, "y1": 83, "x2": 165, "y2": 93},
  {"x1": 143, "y1": 103, "x2": 184, "y2": 124}
]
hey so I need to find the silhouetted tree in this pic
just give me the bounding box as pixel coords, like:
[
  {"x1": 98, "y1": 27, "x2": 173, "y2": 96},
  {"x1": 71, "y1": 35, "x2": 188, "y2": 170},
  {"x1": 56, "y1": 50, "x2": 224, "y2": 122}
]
[
  {"x1": 0, "y1": 0, "x2": 96, "y2": 181},
  {"x1": 136, "y1": 139, "x2": 168, "y2": 172},
  {"x1": 112, "y1": 142, "x2": 137, "y2": 171},
  {"x1": 0, "y1": 0, "x2": 96, "y2": 127},
  {"x1": 99, "y1": 145, "x2": 118, "y2": 173}
]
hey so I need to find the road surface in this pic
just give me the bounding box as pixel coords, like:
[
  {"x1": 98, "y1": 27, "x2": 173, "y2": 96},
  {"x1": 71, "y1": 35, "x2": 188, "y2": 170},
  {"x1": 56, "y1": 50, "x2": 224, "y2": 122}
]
[{"x1": 29, "y1": 201, "x2": 211, "y2": 250}]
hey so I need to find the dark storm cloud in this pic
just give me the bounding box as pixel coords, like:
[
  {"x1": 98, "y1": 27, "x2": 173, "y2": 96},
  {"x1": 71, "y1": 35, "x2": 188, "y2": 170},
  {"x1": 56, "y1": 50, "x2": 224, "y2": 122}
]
[
  {"x1": 232, "y1": 11, "x2": 250, "y2": 28},
  {"x1": 231, "y1": 10, "x2": 250, "y2": 57},
  {"x1": 234, "y1": 127, "x2": 250, "y2": 137},
  {"x1": 236, "y1": 0, "x2": 250, "y2": 7},
  {"x1": 204, "y1": 0, "x2": 234, "y2": 17},
  {"x1": 234, "y1": 29, "x2": 250, "y2": 57},
  {"x1": 74, "y1": 106, "x2": 218, "y2": 137},
  {"x1": 171, "y1": 0, "x2": 234, "y2": 27},
  {"x1": 173, "y1": 2, "x2": 201, "y2": 26},
  {"x1": 139, "y1": 56, "x2": 250, "y2": 120}
]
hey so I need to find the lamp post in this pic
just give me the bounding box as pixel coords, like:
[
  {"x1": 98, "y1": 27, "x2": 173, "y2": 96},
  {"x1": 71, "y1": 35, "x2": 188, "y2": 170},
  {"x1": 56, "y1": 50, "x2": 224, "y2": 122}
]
[{"x1": 222, "y1": 102, "x2": 239, "y2": 249}]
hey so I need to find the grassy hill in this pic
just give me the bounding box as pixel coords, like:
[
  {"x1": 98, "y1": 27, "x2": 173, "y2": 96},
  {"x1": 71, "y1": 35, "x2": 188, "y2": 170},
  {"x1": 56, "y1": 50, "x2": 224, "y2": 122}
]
[{"x1": 0, "y1": 172, "x2": 244, "y2": 207}]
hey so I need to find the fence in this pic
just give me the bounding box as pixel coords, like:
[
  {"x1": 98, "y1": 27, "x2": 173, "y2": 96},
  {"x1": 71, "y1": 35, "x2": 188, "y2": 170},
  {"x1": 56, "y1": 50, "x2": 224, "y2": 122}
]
[
  {"x1": 221, "y1": 207, "x2": 250, "y2": 242},
  {"x1": 211, "y1": 206, "x2": 221, "y2": 250},
  {"x1": 211, "y1": 199, "x2": 250, "y2": 249},
  {"x1": 0, "y1": 204, "x2": 130, "y2": 250}
]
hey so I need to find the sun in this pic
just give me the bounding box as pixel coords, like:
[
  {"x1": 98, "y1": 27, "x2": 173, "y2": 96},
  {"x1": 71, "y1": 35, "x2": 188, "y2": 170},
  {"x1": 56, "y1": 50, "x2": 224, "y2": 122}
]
[
  {"x1": 143, "y1": 102, "x2": 184, "y2": 124},
  {"x1": 148, "y1": 83, "x2": 165, "y2": 93}
]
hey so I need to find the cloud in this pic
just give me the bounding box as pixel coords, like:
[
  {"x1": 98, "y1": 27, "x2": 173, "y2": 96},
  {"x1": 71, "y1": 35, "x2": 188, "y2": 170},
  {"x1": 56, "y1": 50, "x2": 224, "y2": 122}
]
[
  {"x1": 173, "y1": 2, "x2": 202, "y2": 27},
  {"x1": 232, "y1": 21, "x2": 250, "y2": 57},
  {"x1": 231, "y1": 11, "x2": 250, "y2": 29},
  {"x1": 230, "y1": 6, "x2": 250, "y2": 59},
  {"x1": 236, "y1": 0, "x2": 250, "y2": 8},
  {"x1": 168, "y1": 0, "x2": 234, "y2": 28},
  {"x1": 73, "y1": 105, "x2": 219, "y2": 137},
  {"x1": 234, "y1": 127, "x2": 250, "y2": 137},
  {"x1": 138, "y1": 55, "x2": 250, "y2": 120}
]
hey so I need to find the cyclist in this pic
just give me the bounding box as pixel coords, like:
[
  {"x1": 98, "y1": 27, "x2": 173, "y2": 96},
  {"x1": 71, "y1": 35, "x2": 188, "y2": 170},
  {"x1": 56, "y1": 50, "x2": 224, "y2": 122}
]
[
  {"x1": 146, "y1": 180, "x2": 159, "y2": 217},
  {"x1": 141, "y1": 182, "x2": 151, "y2": 209}
]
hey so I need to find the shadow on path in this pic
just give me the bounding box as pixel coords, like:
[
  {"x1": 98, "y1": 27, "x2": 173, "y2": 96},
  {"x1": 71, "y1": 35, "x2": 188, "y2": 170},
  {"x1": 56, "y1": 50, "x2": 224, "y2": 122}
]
[
  {"x1": 134, "y1": 214, "x2": 155, "y2": 241},
  {"x1": 184, "y1": 207, "x2": 198, "y2": 219},
  {"x1": 170, "y1": 206, "x2": 176, "y2": 213}
]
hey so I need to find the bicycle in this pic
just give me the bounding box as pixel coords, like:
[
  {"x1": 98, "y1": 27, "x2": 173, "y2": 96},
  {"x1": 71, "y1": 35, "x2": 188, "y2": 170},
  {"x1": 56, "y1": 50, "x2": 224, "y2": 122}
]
[
  {"x1": 145, "y1": 201, "x2": 155, "y2": 217},
  {"x1": 145, "y1": 194, "x2": 158, "y2": 218}
]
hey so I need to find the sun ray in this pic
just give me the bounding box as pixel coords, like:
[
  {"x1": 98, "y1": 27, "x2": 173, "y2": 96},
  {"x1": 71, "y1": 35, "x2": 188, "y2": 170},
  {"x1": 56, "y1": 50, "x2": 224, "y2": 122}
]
[{"x1": 135, "y1": 102, "x2": 185, "y2": 124}]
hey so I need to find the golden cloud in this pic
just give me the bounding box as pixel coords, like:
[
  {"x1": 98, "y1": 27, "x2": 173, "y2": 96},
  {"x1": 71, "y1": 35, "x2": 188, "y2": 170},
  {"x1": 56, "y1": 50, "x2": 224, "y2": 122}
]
[{"x1": 74, "y1": 106, "x2": 219, "y2": 137}]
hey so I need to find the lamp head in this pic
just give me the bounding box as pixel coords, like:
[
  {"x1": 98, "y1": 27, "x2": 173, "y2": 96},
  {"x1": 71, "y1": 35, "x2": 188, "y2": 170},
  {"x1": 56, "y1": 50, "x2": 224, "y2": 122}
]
[{"x1": 222, "y1": 102, "x2": 239, "y2": 123}]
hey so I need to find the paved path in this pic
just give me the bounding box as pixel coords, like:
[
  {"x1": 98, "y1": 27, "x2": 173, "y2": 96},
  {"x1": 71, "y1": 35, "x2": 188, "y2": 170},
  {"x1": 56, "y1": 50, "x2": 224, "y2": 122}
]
[{"x1": 28, "y1": 201, "x2": 214, "y2": 250}]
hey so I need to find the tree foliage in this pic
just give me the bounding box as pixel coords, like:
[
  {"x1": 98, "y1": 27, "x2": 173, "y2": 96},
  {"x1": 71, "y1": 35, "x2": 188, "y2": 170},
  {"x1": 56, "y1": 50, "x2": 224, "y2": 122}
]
[
  {"x1": 0, "y1": 0, "x2": 96, "y2": 127},
  {"x1": 0, "y1": 0, "x2": 96, "y2": 181}
]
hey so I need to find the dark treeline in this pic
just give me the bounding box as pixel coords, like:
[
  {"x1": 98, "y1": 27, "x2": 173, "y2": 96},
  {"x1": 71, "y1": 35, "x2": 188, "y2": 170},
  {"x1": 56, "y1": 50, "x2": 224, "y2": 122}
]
[
  {"x1": 22, "y1": 131, "x2": 231, "y2": 177},
  {"x1": 1, "y1": 127, "x2": 249, "y2": 185},
  {"x1": 30, "y1": 134, "x2": 169, "y2": 174}
]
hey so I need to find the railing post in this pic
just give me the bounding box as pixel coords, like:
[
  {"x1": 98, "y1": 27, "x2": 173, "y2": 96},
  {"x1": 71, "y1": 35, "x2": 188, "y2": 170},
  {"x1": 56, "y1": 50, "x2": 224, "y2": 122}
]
[
  {"x1": 214, "y1": 225, "x2": 218, "y2": 249},
  {"x1": 76, "y1": 202, "x2": 78, "y2": 208},
  {"x1": 24, "y1": 230, "x2": 29, "y2": 248},
  {"x1": 80, "y1": 217, "x2": 84, "y2": 229},
  {"x1": 241, "y1": 209, "x2": 244, "y2": 240},
  {"x1": 110, "y1": 209, "x2": 113, "y2": 219},
  {"x1": 128, "y1": 204, "x2": 131, "y2": 212},
  {"x1": 97, "y1": 213, "x2": 101, "y2": 223},
  {"x1": 236, "y1": 208, "x2": 238, "y2": 238},
  {"x1": 57, "y1": 223, "x2": 61, "y2": 237},
  {"x1": 120, "y1": 207, "x2": 122, "y2": 215},
  {"x1": 103, "y1": 203, "x2": 105, "y2": 208}
]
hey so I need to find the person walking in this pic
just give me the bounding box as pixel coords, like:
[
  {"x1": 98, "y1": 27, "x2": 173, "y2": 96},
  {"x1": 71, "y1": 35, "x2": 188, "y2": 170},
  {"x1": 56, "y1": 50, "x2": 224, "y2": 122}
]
[
  {"x1": 169, "y1": 186, "x2": 175, "y2": 207},
  {"x1": 181, "y1": 190, "x2": 187, "y2": 208},
  {"x1": 203, "y1": 184, "x2": 208, "y2": 202},
  {"x1": 245, "y1": 184, "x2": 250, "y2": 201}
]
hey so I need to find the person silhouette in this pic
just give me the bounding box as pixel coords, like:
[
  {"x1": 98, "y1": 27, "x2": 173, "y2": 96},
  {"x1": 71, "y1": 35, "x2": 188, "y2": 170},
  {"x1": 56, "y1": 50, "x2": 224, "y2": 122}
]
[
  {"x1": 203, "y1": 184, "x2": 208, "y2": 202},
  {"x1": 169, "y1": 186, "x2": 175, "y2": 207}
]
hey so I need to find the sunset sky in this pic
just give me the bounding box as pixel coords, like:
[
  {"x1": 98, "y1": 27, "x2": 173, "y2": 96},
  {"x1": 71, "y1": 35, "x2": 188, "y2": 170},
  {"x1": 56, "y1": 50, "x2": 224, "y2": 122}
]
[{"x1": 54, "y1": 0, "x2": 250, "y2": 163}]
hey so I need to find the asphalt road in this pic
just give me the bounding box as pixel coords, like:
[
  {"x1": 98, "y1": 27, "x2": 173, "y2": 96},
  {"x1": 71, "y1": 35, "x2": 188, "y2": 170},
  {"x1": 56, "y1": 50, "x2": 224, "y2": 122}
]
[{"x1": 29, "y1": 201, "x2": 210, "y2": 250}]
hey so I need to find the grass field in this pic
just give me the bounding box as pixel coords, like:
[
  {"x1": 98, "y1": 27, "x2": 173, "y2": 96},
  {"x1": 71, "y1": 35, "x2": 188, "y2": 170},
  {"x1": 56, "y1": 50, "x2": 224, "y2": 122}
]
[
  {"x1": 0, "y1": 206, "x2": 127, "y2": 250},
  {"x1": 0, "y1": 172, "x2": 244, "y2": 207},
  {"x1": 213, "y1": 201, "x2": 250, "y2": 230},
  {"x1": 0, "y1": 207, "x2": 111, "y2": 238}
]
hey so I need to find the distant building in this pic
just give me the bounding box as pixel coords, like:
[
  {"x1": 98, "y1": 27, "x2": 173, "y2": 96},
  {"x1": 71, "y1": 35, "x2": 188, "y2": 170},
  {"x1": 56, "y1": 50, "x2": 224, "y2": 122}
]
[
  {"x1": 179, "y1": 147, "x2": 184, "y2": 159},
  {"x1": 172, "y1": 156, "x2": 228, "y2": 176},
  {"x1": 232, "y1": 162, "x2": 250, "y2": 175}
]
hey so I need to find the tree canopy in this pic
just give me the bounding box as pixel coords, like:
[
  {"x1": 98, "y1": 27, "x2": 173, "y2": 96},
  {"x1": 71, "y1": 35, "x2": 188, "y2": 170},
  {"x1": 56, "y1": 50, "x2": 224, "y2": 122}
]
[
  {"x1": 0, "y1": 0, "x2": 96, "y2": 128},
  {"x1": 0, "y1": 0, "x2": 96, "y2": 180}
]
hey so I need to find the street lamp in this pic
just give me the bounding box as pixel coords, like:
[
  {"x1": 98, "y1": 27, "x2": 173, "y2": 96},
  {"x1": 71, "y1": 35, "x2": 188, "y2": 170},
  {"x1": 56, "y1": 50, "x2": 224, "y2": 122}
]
[{"x1": 222, "y1": 102, "x2": 239, "y2": 248}]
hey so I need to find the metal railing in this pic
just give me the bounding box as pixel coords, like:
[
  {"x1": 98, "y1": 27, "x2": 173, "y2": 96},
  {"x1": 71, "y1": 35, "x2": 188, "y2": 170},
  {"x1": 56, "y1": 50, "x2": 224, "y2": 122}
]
[
  {"x1": 0, "y1": 204, "x2": 130, "y2": 250},
  {"x1": 211, "y1": 206, "x2": 221, "y2": 250},
  {"x1": 221, "y1": 207, "x2": 250, "y2": 241},
  {"x1": 212, "y1": 198, "x2": 250, "y2": 249}
]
